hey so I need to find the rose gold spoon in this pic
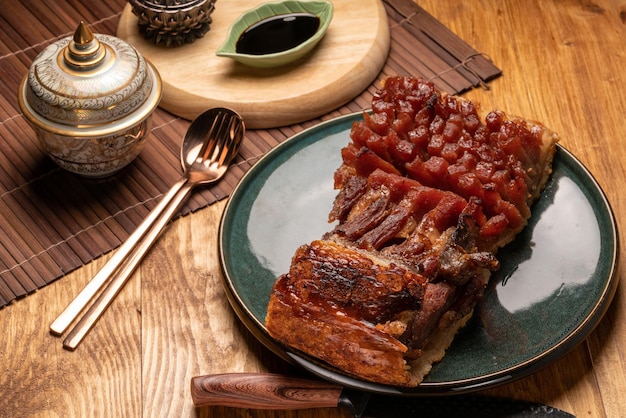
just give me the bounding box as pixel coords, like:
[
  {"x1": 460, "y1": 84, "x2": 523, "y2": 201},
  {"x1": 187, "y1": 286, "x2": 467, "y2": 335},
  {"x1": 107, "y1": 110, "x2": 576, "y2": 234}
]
[{"x1": 50, "y1": 107, "x2": 245, "y2": 349}]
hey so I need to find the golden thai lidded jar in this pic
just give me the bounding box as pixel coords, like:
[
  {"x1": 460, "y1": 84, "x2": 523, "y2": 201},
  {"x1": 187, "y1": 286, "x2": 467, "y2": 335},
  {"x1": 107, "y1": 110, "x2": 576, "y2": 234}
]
[{"x1": 18, "y1": 22, "x2": 162, "y2": 177}]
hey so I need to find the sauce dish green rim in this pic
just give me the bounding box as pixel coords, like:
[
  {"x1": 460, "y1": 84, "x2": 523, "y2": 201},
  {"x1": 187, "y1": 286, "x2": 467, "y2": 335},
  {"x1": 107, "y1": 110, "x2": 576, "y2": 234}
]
[{"x1": 216, "y1": 0, "x2": 334, "y2": 68}]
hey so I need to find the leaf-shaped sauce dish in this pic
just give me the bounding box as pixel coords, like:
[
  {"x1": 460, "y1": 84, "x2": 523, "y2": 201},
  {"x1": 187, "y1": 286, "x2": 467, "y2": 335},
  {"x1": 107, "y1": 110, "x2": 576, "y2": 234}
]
[{"x1": 216, "y1": 0, "x2": 333, "y2": 68}]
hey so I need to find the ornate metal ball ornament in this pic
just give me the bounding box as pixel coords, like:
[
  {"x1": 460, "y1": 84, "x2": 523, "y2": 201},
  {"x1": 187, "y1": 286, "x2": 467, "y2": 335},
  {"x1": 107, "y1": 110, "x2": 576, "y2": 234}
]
[{"x1": 128, "y1": 0, "x2": 217, "y2": 47}]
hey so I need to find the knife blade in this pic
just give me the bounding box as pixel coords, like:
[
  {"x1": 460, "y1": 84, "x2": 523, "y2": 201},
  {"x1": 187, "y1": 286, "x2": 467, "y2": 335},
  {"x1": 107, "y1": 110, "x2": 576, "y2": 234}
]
[
  {"x1": 190, "y1": 373, "x2": 575, "y2": 418},
  {"x1": 361, "y1": 393, "x2": 576, "y2": 418}
]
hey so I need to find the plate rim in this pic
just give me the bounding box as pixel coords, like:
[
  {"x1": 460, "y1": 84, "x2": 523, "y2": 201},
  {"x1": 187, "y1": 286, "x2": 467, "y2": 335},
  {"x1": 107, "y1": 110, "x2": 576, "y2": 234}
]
[{"x1": 218, "y1": 111, "x2": 620, "y2": 395}]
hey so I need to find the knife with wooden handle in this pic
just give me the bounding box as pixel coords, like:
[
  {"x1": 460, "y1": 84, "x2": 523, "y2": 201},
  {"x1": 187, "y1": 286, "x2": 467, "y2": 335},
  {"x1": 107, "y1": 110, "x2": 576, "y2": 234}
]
[
  {"x1": 190, "y1": 373, "x2": 368, "y2": 414},
  {"x1": 190, "y1": 373, "x2": 575, "y2": 417}
]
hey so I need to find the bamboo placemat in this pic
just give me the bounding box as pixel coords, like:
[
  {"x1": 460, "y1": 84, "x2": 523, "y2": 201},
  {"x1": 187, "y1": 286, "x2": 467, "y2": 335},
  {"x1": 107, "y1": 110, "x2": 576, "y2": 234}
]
[{"x1": 0, "y1": 0, "x2": 500, "y2": 308}]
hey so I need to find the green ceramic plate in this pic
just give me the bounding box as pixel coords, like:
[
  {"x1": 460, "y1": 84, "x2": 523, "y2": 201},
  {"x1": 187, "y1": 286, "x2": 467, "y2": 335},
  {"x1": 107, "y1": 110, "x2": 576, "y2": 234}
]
[
  {"x1": 216, "y1": 0, "x2": 333, "y2": 68},
  {"x1": 219, "y1": 112, "x2": 620, "y2": 395}
]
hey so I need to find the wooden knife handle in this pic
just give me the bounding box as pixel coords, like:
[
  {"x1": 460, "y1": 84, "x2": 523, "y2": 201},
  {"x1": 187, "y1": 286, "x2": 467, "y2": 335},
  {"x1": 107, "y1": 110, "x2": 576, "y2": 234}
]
[{"x1": 190, "y1": 373, "x2": 344, "y2": 409}]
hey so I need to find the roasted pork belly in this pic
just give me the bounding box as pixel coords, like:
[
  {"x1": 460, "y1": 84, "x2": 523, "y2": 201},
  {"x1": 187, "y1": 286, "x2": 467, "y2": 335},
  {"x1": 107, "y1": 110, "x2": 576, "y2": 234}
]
[{"x1": 265, "y1": 76, "x2": 558, "y2": 386}]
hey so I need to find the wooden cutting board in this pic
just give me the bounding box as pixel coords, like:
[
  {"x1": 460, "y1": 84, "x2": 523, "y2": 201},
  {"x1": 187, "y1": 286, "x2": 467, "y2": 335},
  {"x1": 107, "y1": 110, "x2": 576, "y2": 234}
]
[{"x1": 117, "y1": 0, "x2": 390, "y2": 129}]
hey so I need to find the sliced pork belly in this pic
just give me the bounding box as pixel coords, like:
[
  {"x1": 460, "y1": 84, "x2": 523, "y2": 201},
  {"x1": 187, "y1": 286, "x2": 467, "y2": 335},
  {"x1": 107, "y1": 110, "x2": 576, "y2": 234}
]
[{"x1": 266, "y1": 76, "x2": 558, "y2": 387}]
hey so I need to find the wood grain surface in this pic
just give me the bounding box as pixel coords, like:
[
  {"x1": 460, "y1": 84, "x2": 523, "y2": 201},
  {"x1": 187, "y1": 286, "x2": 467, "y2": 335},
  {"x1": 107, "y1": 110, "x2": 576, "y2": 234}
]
[
  {"x1": 116, "y1": 0, "x2": 390, "y2": 129},
  {"x1": 1, "y1": 1, "x2": 625, "y2": 418}
]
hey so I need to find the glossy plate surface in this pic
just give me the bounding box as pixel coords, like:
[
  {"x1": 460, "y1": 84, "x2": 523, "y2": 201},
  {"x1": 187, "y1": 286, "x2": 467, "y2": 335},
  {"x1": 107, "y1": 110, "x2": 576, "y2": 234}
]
[{"x1": 219, "y1": 112, "x2": 619, "y2": 394}]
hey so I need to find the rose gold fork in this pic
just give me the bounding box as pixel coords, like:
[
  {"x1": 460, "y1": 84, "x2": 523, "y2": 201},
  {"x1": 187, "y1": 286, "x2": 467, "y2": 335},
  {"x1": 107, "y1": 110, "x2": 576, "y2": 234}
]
[{"x1": 50, "y1": 108, "x2": 245, "y2": 349}]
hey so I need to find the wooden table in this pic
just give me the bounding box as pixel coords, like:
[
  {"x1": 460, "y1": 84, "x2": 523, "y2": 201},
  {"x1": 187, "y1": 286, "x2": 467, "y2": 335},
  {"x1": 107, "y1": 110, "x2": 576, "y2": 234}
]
[{"x1": 1, "y1": 1, "x2": 625, "y2": 417}]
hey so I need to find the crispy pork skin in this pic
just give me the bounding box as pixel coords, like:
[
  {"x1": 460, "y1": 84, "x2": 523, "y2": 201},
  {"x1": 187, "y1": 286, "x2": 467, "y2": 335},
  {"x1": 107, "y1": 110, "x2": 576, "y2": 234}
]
[{"x1": 266, "y1": 240, "x2": 427, "y2": 386}]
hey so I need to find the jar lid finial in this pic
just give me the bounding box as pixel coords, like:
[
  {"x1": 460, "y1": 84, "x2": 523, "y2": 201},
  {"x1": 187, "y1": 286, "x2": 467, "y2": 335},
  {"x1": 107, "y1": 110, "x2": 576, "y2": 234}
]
[{"x1": 63, "y1": 21, "x2": 106, "y2": 69}]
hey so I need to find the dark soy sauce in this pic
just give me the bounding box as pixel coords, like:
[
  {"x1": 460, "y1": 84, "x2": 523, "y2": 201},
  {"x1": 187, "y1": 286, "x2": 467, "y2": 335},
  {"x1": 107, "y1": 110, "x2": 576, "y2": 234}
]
[{"x1": 236, "y1": 13, "x2": 320, "y2": 55}]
